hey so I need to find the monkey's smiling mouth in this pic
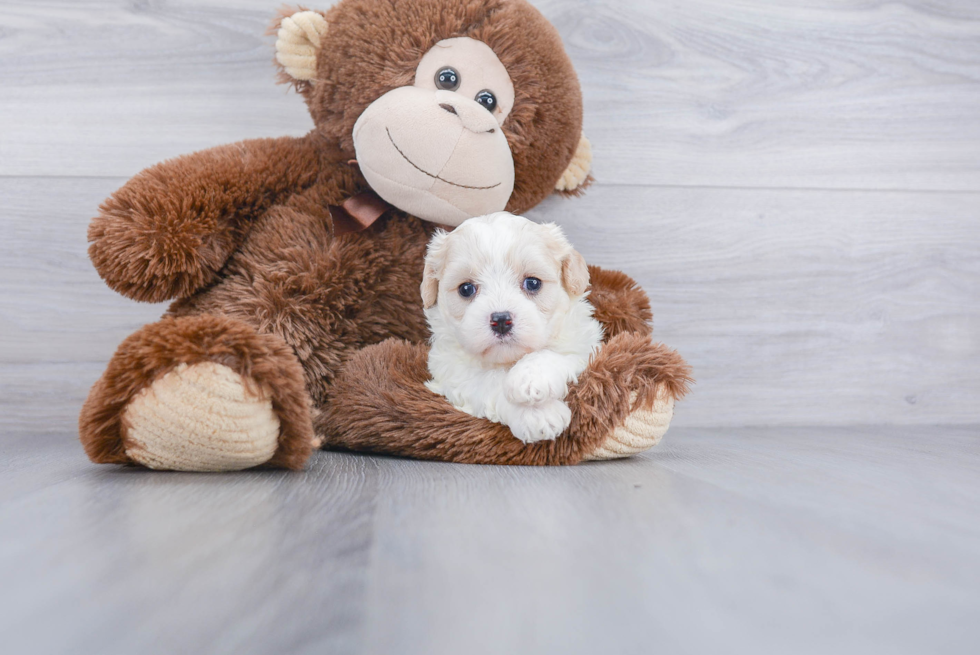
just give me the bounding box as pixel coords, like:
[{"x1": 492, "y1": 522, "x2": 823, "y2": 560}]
[{"x1": 386, "y1": 128, "x2": 501, "y2": 191}]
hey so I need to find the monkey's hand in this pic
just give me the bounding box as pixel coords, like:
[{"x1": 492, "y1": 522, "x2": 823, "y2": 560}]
[{"x1": 88, "y1": 136, "x2": 327, "y2": 303}]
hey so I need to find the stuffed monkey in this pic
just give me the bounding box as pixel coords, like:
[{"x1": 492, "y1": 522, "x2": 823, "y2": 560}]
[{"x1": 79, "y1": 0, "x2": 691, "y2": 471}]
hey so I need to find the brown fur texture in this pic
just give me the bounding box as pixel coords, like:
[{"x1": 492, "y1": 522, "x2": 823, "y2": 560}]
[
  {"x1": 89, "y1": 135, "x2": 344, "y2": 303},
  {"x1": 79, "y1": 314, "x2": 314, "y2": 470},
  {"x1": 167, "y1": 210, "x2": 436, "y2": 408},
  {"x1": 587, "y1": 265, "x2": 654, "y2": 340},
  {"x1": 80, "y1": 0, "x2": 690, "y2": 470},
  {"x1": 316, "y1": 334, "x2": 691, "y2": 465},
  {"x1": 272, "y1": 0, "x2": 583, "y2": 214}
]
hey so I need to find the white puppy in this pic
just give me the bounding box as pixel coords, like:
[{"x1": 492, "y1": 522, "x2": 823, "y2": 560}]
[{"x1": 422, "y1": 211, "x2": 603, "y2": 443}]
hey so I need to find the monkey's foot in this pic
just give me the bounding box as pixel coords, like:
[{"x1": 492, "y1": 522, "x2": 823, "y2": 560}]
[
  {"x1": 123, "y1": 362, "x2": 280, "y2": 471},
  {"x1": 80, "y1": 314, "x2": 316, "y2": 471},
  {"x1": 582, "y1": 390, "x2": 674, "y2": 461}
]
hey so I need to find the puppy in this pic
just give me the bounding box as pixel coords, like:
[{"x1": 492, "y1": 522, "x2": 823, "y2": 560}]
[{"x1": 422, "y1": 212, "x2": 603, "y2": 443}]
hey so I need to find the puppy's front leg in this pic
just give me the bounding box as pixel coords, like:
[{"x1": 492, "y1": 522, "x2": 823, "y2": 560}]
[
  {"x1": 505, "y1": 350, "x2": 584, "y2": 406},
  {"x1": 497, "y1": 396, "x2": 572, "y2": 444}
]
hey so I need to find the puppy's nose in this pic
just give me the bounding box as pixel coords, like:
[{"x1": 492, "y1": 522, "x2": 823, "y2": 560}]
[{"x1": 490, "y1": 312, "x2": 513, "y2": 336}]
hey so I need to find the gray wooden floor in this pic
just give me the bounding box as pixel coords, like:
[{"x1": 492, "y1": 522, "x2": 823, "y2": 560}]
[
  {"x1": 2, "y1": 426, "x2": 979, "y2": 654},
  {"x1": 2, "y1": 1, "x2": 979, "y2": 653}
]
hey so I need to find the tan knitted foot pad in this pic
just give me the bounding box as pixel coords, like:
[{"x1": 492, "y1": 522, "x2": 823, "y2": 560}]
[
  {"x1": 583, "y1": 389, "x2": 674, "y2": 461},
  {"x1": 122, "y1": 362, "x2": 281, "y2": 471}
]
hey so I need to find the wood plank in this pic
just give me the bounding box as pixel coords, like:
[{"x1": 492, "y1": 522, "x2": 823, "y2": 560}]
[
  {"x1": 0, "y1": 439, "x2": 379, "y2": 655},
  {"x1": 1, "y1": 426, "x2": 977, "y2": 654},
  {"x1": 3, "y1": 177, "x2": 978, "y2": 428},
  {"x1": 0, "y1": 176, "x2": 166, "y2": 439},
  {"x1": 359, "y1": 426, "x2": 980, "y2": 655},
  {"x1": 529, "y1": 183, "x2": 980, "y2": 427},
  {"x1": 0, "y1": 176, "x2": 166, "y2": 366},
  {"x1": 2, "y1": 1, "x2": 979, "y2": 190},
  {"x1": 2, "y1": 1, "x2": 980, "y2": 653},
  {"x1": 552, "y1": 0, "x2": 980, "y2": 191},
  {"x1": 0, "y1": 0, "x2": 314, "y2": 177}
]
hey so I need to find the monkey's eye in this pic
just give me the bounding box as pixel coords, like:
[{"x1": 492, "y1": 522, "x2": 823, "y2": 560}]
[
  {"x1": 435, "y1": 67, "x2": 460, "y2": 91},
  {"x1": 458, "y1": 282, "x2": 477, "y2": 298},
  {"x1": 475, "y1": 90, "x2": 497, "y2": 112},
  {"x1": 522, "y1": 277, "x2": 542, "y2": 293}
]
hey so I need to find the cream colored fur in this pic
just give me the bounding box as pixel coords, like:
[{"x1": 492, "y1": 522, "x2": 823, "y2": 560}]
[
  {"x1": 275, "y1": 11, "x2": 328, "y2": 82},
  {"x1": 279, "y1": 16, "x2": 591, "y2": 220},
  {"x1": 423, "y1": 212, "x2": 603, "y2": 443},
  {"x1": 583, "y1": 390, "x2": 674, "y2": 460},
  {"x1": 353, "y1": 37, "x2": 516, "y2": 226},
  {"x1": 123, "y1": 362, "x2": 280, "y2": 471},
  {"x1": 555, "y1": 134, "x2": 592, "y2": 192}
]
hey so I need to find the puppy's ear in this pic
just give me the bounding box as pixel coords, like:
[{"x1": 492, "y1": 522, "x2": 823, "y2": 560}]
[
  {"x1": 562, "y1": 249, "x2": 590, "y2": 298},
  {"x1": 421, "y1": 230, "x2": 450, "y2": 309},
  {"x1": 540, "y1": 223, "x2": 591, "y2": 298}
]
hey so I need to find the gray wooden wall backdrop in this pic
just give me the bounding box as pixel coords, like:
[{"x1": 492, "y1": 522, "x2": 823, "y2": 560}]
[{"x1": 1, "y1": 0, "x2": 978, "y2": 431}]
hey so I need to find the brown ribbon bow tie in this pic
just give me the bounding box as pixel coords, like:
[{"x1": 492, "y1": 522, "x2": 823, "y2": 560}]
[{"x1": 329, "y1": 189, "x2": 392, "y2": 235}]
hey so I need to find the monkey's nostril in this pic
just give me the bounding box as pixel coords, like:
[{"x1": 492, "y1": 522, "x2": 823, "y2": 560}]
[
  {"x1": 487, "y1": 128, "x2": 495, "y2": 134},
  {"x1": 439, "y1": 103, "x2": 458, "y2": 116}
]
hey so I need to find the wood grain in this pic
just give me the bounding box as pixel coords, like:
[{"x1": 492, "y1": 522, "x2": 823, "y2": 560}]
[
  {"x1": 2, "y1": 1, "x2": 980, "y2": 652},
  {"x1": 546, "y1": 0, "x2": 980, "y2": 191},
  {"x1": 2, "y1": 1, "x2": 979, "y2": 190},
  {"x1": 1, "y1": 426, "x2": 978, "y2": 654},
  {"x1": 0, "y1": 441, "x2": 380, "y2": 654},
  {"x1": 528, "y1": 184, "x2": 980, "y2": 427},
  {"x1": 4, "y1": 176, "x2": 976, "y2": 428}
]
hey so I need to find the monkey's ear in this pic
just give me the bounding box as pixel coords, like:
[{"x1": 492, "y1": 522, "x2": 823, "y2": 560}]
[
  {"x1": 554, "y1": 134, "x2": 594, "y2": 196},
  {"x1": 274, "y1": 10, "x2": 329, "y2": 82},
  {"x1": 421, "y1": 230, "x2": 451, "y2": 309}
]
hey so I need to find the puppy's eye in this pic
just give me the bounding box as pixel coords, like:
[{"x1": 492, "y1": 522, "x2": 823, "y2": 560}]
[
  {"x1": 458, "y1": 282, "x2": 477, "y2": 298},
  {"x1": 522, "y1": 277, "x2": 542, "y2": 293},
  {"x1": 435, "y1": 67, "x2": 460, "y2": 91}
]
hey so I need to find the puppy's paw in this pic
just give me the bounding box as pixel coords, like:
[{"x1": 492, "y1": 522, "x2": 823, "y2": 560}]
[
  {"x1": 505, "y1": 358, "x2": 568, "y2": 406},
  {"x1": 508, "y1": 400, "x2": 572, "y2": 443}
]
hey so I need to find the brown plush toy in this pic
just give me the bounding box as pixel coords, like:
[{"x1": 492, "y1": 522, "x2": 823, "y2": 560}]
[{"x1": 79, "y1": 0, "x2": 692, "y2": 472}]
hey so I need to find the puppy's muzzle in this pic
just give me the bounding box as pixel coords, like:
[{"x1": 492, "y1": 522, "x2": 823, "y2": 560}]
[{"x1": 490, "y1": 312, "x2": 513, "y2": 336}]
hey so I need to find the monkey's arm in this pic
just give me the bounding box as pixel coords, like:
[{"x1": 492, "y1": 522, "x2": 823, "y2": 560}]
[
  {"x1": 317, "y1": 266, "x2": 690, "y2": 465},
  {"x1": 317, "y1": 333, "x2": 690, "y2": 465},
  {"x1": 88, "y1": 135, "x2": 329, "y2": 303}
]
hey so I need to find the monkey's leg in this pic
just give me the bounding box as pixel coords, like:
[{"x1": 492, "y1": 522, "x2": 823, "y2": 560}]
[
  {"x1": 79, "y1": 314, "x2": 315, "y2": 471},
  {"x1": 315, "y1": 332, "x2": 691, "y2": 465}
]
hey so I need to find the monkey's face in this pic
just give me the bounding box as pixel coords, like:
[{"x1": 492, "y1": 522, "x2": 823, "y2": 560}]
[
  {"x1": 352, "y1": 38, "x2": 516, "y2": 226},
  {"x1": 273, "y1": 0, "x2": 592, "y2": 226}
]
